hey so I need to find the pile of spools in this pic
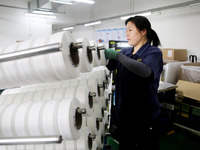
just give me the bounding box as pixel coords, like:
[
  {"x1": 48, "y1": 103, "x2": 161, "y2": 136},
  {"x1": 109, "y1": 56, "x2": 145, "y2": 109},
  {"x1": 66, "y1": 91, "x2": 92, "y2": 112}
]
[{"x1": 0, "y1": 31, "x2": 112, "y2": 150}]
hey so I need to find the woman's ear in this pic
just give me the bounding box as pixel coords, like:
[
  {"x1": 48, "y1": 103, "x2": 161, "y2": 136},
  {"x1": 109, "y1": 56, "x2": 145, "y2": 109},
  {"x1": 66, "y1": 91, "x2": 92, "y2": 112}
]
[{"x1": 141, "y1": 28, "x2": 147, "y2": 36}]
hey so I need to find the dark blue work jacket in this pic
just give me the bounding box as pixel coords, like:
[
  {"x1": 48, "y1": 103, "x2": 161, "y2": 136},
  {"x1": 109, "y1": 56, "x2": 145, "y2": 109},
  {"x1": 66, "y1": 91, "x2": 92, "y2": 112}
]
[{"x1": 106, "y1": 42, "x2": 163, "y2": 123}]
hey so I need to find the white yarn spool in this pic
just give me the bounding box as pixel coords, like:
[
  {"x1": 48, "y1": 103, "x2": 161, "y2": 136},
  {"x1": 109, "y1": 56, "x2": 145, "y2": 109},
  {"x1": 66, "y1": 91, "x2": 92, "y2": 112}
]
[
  {"x1": 0, "y1": 42, "x2": 23, "y2": 89},
  {"x1": 13, "y1": 93, "x2": 25, "y2": 103},
  {"x1": 15, "y1": 39, "x2": 41, "y2": 85},
  {"x1": 53, "y1": 87, "x2": 67, "y2": 100},
  {"x1": 89, "y1": 41, "x2": 101, "y2": 67},
  {"x1": 25, "y1": 145, "x2": 35, "y2": 150},
  {"x1": 87, "y1": 78, "x2": 100, "y2": 103},
  {"x1": 92, "y1": 48, "x2": 101, "y2": 67},
  {"x1": 92, "y1": 140, "x2": 99, "y2": 150},
  {"x1": 69, "y1": 78, "x2": 80, "y2": 87},
  {"x1": 87, "y1": 112, "x2": 100, "y2": 135},
  {"x1": 47, "y1": 31, "x2": 80, "y2": 80},
  {"x1": 42, "y1": 89, "x2": 55, "y2": 100},
  {"x1": 0, "y1": 94, "x2": 15, "y2": 104},
  {"x1": 99, "y1": 44, "x2": 107, "y2": 66},
  {"x1": 100, "y1": 119, "x2": 106, "y2": 136},
  {"x1": 0, "y1": 95, "x2": 7, "y2": 104},
  {"x1": 1, "y1": 103, "x2": 19, "y2": 137},
  {"x1": 61, "y1": 80, "x2": 72, "y2": 88},
  {"x1": 78, "y1": 76, "x2": 100, "y2": 103},
  {"x1": 76, "y1": 127, "x2": 93, "y2": 150},
  {"x1": 28, "y1": 100, "x2": 46, "y2": 136},
  {"x1": 82, "y1": 116, "x2": 87, "y2": 127},
  {"x1": 29, "y1": 35, "x2": 58, "y2": 82},
  {"x1": 63, "y1": 86, "x2": 77, "y2": 99},
  {"x1": 96, "y1": 129, "x2": 104, "y2": 149},
  {"x1": 76, "y1": 85, "x2": 93, "y2": 116},
  {"x1": 42, "y1": 100, "x2": 60, "y2": 136},
  {"x1": 22, "y1": 92, "x2": 35, "y2": 103},
  {"x1": 6, "y1": 145, "x2": 16, "y2": 150},
  {"x1": 45, "y1": 144, "x2": 55, "y2": 150},
  {"x1": 0, "y1": 146, "x2": 6, "y2": 150},
  {"x1": 65, "y1": 140, "x2": 77, "y2": 150},
  {"x1": 76, "y1": 38, "x2": 93, "y2": 73},
  {"x1": 65, "y1": 31, "x2": 76, "y2": 44},
  {"x1": 57, "y1": 98, "x2": 82, "y2": 140},
  {"x1": 0, "y1": 99, "x2": 82, "y2": 140},
  {"x1": 14, "y1": 102, "x2": 32, "y2": 136},
  {"x1": 93, "y1": 102, "x2": 104, "y2": 118}
]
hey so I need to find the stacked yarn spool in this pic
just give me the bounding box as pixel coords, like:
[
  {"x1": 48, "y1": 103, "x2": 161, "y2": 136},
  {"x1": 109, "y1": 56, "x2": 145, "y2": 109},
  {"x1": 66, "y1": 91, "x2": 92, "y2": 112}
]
[{"x1": 0, "y1": 31, "x2": 112, "y2": 150}]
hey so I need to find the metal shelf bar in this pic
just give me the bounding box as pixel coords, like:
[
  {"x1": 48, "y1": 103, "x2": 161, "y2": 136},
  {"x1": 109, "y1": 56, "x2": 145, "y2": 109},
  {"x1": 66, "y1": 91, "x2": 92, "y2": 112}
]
[
  {"x1": 0, "y1": 43, "x2": 61, "y2": 62},
  {"x1": 0, "y1": 136, "x2": 62, "y2": 145}
]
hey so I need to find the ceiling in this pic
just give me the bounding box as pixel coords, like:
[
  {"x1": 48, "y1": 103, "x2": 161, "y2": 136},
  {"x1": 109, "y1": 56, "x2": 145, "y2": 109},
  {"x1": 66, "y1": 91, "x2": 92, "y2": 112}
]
[{"x1": 0, "y1": 0, "x2": 200, "y2": 31}]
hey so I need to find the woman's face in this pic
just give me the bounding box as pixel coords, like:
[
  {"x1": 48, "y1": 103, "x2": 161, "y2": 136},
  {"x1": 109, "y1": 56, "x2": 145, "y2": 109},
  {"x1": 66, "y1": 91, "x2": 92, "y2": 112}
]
[{"x1": 126, "y1": 21, "x2": 146, "y2": 47}]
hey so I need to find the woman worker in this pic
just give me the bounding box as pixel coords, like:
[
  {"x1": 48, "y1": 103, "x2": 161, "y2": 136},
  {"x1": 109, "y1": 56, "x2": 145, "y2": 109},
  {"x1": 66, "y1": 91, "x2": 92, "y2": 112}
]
[{"x1": 105, "y1": 16, "x2": 163, "y2": 150}]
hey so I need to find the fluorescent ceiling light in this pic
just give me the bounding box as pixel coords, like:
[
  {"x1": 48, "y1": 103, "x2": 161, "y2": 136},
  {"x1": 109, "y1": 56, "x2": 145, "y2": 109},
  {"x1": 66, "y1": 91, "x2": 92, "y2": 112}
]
[
  {"x1": 84, "y1": 21, "x2": 101, "y2": 26},
  {"x1": 63, "y1": 27, "x2": 74, "y2": 30},
  {"x1": 32, "y1": 10, "x2": 54, "y2": 15},
  {"x1": 120, "y1": 12, "x2": 152, "y2": 20},
  {"x1": 74, "y1": 0, "x2": 95, "y2": 4},
  {"x1": 25, "y1": 12, "x2": 56, "y2": 19},
  {"x1": 50, "y1": 0, "x2": 73, "y2": 5},
  {"x1": 50, "y1": 0, "x2": 94, "y2": 5}
]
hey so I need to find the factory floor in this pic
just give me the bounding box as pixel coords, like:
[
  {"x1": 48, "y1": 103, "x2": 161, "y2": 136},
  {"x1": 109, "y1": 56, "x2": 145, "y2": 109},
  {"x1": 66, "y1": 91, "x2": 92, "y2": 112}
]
[{"x1": 106, "y1": 129, "x2": 200, "y2": 150}]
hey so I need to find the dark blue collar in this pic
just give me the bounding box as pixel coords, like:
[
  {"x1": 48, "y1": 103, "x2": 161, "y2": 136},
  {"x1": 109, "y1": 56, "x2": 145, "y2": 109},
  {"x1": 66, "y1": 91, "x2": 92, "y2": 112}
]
[
  {"x1": 125, "y1": 42, "x2": 151, "y2": 57},
  {"x1": 134, "y1": 42, "x2": 151, "y2": 57}
]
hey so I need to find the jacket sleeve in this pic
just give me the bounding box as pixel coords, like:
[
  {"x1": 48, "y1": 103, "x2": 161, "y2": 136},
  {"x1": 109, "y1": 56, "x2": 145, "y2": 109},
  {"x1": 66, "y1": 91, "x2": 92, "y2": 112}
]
[{"x1": 116, "y1": 52, "x2": 152, "y2": 78}]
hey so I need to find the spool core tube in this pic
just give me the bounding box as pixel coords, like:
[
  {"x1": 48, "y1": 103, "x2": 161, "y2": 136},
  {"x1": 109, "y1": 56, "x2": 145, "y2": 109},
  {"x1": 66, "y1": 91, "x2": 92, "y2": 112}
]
[
  {"x1": 88, "y1": 134, "x2": 96, "y2": 150},
  {"x1": 96, "y1": 47, "x2": 103, "y2": 60},
  {"x1": 96, "y1": 118, "x2": 102, "y2": 131},
  {"x1": 69, "y1": 43, "x2": 80, "y2": 67},
  {"x1": 97, "y1": 84, "x2": 105, "y2": 97},
  {"x1": 87, "y1": 46, "x2": 95, "y2": 64},
  {"x1": 89, "y1": 92, "x2": 96, "y2": 109},
  {"x1": 75, "y1": 108, "x2": 86, "y2": 130}
]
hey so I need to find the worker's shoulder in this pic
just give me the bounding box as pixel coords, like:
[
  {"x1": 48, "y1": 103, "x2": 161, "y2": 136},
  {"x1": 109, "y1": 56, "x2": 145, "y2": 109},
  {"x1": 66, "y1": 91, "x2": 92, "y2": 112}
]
[{"x1": 147, "y1": 46, "x2": 162, "y2": 55}]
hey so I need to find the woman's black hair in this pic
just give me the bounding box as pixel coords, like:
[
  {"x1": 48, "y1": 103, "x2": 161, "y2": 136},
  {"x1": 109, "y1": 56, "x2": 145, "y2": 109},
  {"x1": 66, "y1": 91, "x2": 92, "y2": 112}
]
[{"x1": 125, "y1": 16, "x2": 161, "y2": 47}]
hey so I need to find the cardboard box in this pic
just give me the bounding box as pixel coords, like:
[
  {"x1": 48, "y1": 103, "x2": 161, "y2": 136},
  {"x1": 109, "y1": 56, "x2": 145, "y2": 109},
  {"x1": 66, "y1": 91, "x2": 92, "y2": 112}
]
[
  {"x1": 176, "y1": 80, "x2": 200, "y2": 102},
  {"x1": 161, "y1": 49, "x2": 187, "y2": 61}
]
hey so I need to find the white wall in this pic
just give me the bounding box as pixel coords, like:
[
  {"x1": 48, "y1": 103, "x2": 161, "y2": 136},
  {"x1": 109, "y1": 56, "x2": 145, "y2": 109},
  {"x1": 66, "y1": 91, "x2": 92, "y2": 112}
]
[
  {"x1": 0, "y1": 7, "x2": 52, "y2": 46},
  {"x1": 72, "y1": 6, "x2": 200, "y2": 62},
  {"x1": 0, "y1": 19, "x2": 52, "y2": 45},
  {"x1": 149, "y1": 8, "x2": 200, "y2": 62}
]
